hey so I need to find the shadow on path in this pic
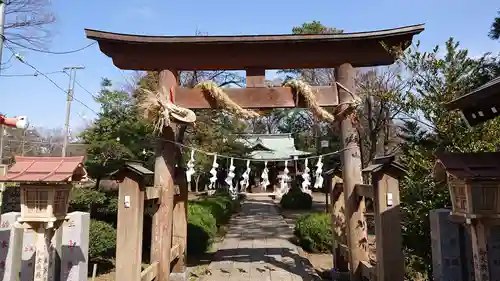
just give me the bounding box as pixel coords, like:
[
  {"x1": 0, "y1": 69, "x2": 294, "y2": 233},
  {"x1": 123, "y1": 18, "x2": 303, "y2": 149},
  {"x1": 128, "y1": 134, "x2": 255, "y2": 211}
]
[{"x1": 199, "y1": 197, "x2": 321, "y2": 281}]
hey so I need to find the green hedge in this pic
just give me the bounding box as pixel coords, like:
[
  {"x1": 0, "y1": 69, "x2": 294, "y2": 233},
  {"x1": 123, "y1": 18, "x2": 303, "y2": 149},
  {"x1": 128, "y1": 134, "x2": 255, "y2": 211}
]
[
  {"x1": 294, "y1": 212, "x2": 333, "y2": 253},
  {"x1": 187, "y1": 192, "x2": 240, "y2": 255},
  {"x1": 88, "y1": 219, "x2": 117, "y2": 262},
  {"x1": 280, "y1": 187, "x2": 313, "y2": 210}
]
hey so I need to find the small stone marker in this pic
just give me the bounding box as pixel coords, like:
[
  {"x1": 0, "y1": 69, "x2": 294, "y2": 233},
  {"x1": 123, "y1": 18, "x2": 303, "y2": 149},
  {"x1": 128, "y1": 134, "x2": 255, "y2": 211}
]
[
  {"x1": 60, "y1": 212, "x2": 89, "y2": 281},
  {"x1": 0, "y1": 212, "x2": 22, "y2": 281},
  {"x1": 488, "y1": 226, "x2": 500, "y2": 280},
  {"x1": 430, "y1": 209, "x2": 464, "y2": 281},
  {"x1": 0, "y1": 212, "x2": 89, "y2": 281}
]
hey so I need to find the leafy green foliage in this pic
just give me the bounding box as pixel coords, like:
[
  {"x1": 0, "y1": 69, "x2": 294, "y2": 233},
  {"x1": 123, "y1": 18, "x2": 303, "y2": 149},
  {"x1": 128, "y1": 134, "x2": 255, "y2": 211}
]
[
  {"x1": 292, "y1": 21, "x2": 343, "y2": 35},
  {"x1": 88, "y1": 220, "x2": 116, "y2": 262},
  {"x1": 490, "y1": 11, "x2": 500, "y2": 40},
  {"x1": 195, "y1": 193, "x2": 236, "y2": 226},
  {"x1": 294, "y1": 212, "x2": 333, "y2": 253},
  {"x1": 396, "y1": 38, "x2": 500, "y2": 278},
  {"x1": 69, "y1": 187, "x2": 107, "y2": 209},
  {"x1": 280, "y1": 187, "x2": 313, "y2": 210},
  {"x1": 187, "y1": 193, "x2": 240, "y2": 255},
  {"x1": 80, "y1": 78, "x2": 155, "y2": 181},
  {"x1": 187, "y1": 204, "x2": 217, "y2": 255}
]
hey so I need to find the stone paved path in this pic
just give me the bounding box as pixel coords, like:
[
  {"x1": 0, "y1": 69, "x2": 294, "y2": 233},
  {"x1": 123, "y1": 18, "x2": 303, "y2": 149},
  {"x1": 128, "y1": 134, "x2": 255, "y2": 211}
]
[{"x1": 202, "y1": 196, "x2": 321, "y2": 281}]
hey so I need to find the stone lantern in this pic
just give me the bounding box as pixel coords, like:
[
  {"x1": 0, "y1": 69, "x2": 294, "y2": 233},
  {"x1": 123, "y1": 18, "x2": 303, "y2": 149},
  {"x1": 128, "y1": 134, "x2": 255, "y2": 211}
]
[
  {"x1": 0, "y1": 156, "x2": 87, "y2": 281},
  {"x1": 434, "y1": 152, "x2": 500, "y2": 281},
  {"x1": 434, "y1": 152, "x2": 500, "y2": 219}
]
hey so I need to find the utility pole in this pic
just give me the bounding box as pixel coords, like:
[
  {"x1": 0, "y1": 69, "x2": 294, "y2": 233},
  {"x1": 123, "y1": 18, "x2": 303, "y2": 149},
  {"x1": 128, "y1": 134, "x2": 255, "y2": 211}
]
[
  {"x1": 0, "y1": 1, "x2": 6, "y2": 72},
  {"x1": 61, "y1": 66, "x2": 84, "y2": 157},
  {"x1": 0, "y1": 1, "x2": 7, "y2": 164}
]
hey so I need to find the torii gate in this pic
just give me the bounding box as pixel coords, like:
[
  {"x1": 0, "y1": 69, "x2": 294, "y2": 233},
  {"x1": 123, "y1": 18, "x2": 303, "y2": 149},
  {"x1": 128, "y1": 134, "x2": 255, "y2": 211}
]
[{"x1": 85, "y1": 24, "x2": 423, "y2": 281}]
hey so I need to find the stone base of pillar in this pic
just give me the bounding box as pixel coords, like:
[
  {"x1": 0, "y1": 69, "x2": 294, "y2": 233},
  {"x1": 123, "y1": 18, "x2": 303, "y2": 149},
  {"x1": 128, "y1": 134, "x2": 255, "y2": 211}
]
[{"x1": 170, "y1": 271, "x2": 187, "y2": 281}]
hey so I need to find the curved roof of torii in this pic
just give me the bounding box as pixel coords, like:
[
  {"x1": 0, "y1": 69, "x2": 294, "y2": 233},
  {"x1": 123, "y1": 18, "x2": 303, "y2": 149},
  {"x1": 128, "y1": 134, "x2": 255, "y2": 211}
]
[{"x1": 85, "y1": 24, "x2": 424, "y2": 71}]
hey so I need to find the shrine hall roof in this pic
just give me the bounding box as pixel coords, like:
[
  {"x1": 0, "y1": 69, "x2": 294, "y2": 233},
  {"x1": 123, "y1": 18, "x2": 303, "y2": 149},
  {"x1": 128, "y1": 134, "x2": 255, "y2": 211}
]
[
  {"x1": 85, "y1": 24, "x2": 424, "y2": 70},
  {"x1": 0, "y1": 156, "x2": 87, "y2": 183},
  {"x1": 236, "y1": 134, "x2": 311, "y2": 160}
]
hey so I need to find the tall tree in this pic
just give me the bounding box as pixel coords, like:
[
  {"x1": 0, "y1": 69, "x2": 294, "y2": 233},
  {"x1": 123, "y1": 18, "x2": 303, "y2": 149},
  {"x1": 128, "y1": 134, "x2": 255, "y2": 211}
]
[
  {"x1": 4, "y1": 0, "x2": 55, "y2": 48},
  {"x1": 397, "y1": 38, "x2": 500, "y2": 279},
  {"x1": 490, "y1": 10, "x2": 500, "y2": 40},
  {"x1": 355, "y1": 66, "x2": 409, "y2": 166},
  {"x1": 81, "y1": 78, "x2": 155, "y2": 186}
]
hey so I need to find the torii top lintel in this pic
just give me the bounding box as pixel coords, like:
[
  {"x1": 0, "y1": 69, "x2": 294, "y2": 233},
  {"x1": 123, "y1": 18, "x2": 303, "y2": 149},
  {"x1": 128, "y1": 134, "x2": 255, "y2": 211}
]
[{"x1": 85, "y1": 24, "x2": 424, "y2": 71}]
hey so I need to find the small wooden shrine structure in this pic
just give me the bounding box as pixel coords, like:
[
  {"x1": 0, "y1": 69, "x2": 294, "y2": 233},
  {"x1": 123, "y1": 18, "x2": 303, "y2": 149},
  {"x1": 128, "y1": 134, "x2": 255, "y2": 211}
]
[
  {"x1": 0, "y1": 156, "x2": 87, "y2": 281},
  {"x1": 86, "y1": 24, "x2": 424, "y2": 281}
]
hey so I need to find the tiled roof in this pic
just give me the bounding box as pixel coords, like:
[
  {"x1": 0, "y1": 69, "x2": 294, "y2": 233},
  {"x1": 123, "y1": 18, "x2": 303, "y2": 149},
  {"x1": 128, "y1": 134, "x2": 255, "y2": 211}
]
[
  {"x1": 434, "y1": 152, "x2": 500, "y2": 180},
  {"x1": 236, "y1": 134, "x2": 311, "y2": 160},
  {"x1": 0, "y1": 156, "x2": 87, "y2": 183}
]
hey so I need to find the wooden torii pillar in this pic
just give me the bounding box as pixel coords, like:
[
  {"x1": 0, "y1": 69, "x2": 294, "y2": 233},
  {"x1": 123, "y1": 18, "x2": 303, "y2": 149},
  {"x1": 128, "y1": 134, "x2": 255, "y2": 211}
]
[{"x1": 85, "y1": 25, "x2": 424, "y2": 281}]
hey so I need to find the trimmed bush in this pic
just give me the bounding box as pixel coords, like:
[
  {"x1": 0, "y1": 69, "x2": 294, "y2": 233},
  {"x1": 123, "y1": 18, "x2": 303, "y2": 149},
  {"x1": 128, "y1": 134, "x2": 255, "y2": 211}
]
[
  {"x1": 197, "y1": 194, "x2": 235, "y2": 225},
  {"x1": 187, "y1": 203, "x2": 217, "y2": 255},
  {"x1": 280, "y1": 187, "x2": 313, "y2": 210},
  {"x1": 89, "y1": 220, "x2": 116, "y2": 262},
  {"x1": 187, "y1": 192, "x2": 241, "y2": 255},
  {"x1": 294, "y1": 212, "x2": 333, "y2": 253}
]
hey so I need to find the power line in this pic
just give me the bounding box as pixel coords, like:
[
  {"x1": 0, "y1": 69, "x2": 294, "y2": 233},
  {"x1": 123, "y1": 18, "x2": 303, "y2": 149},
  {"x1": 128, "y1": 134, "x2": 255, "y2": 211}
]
[
  {"x1": 63, "y1": 71, "x2": 98, "y2": 99},
  {"x1": 0, "y1": 53, "x2": 14, "y2": 65},
  {"x1": 1, "y1": 35, "x2": 96, "y2": 55},
  {"x1": 0, "y1": 70, "x2": 64, "y2": 77},
  {"x1": 3, "y1": 43, "x2": 98, "y2": 115}
]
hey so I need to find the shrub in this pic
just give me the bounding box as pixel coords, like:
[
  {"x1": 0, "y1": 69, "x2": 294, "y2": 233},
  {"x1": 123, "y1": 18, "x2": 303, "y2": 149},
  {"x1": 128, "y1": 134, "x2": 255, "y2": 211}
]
[
  {"x1": 197, "y1": 194, "x2": 235, "y2": 225},
  {"x1": 88, "y1": 220, "x2": 116, "y2": 261},
  {"x1": 187, "y1": 192, "x2": 242, "y2": 255},
  {"x1": 294, "y1": 212, "x2": 333, "y2": 253},
  {"x1": 280, "y1": 187, "x2": 313, "y2": 210},
  {"x1": 187, "y1": 203, "x2": 217, "y2": 255}
]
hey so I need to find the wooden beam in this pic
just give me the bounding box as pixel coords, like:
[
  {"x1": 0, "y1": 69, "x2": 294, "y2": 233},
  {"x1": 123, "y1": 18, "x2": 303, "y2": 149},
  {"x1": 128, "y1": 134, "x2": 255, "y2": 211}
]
[
  {"x1": 140, "y1": 262, "x2": 159, "y2": 281},
  {"x1": 360, "y1": 261, "x2": 377, "y2": 281},
  {"x1": 338, "y1": 243, "x2": 349, "y2": 257},
  {"x1": 116, "y1": 176, "x2": 145, "y2": 281},
  {"x1": 246, "y1": 69, "x2": 266, "y2": 87},
  {"x1": 355, "y1": 184, "x2": 374, "y2": 198},
  {"x1": 172, "y1": 181, "x2": 188, "y2": 273},
  {"x1": 174, "y1": 86, "x2": 338, "y2": 109},
  {"x1": 372, "y1": 174, "x2": 404, "y2": 281},
  {"x1": 151, "y1": 70, "x2": 178, "y2": 281},
  {"x1": 170, "y1": 243, "x2": 180, "y2": 261},
  {"x1": 336, "y1": 63, "x2": 369, "y2": 281},
  {"x1": 145, "y1": 186, "x2": 160, "y2": 200}
]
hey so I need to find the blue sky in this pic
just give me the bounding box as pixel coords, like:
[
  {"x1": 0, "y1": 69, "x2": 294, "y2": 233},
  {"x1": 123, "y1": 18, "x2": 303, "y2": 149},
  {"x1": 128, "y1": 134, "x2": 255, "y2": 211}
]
[{"x1": 1, "y1": 0, "x2": 499, "y2": 131}]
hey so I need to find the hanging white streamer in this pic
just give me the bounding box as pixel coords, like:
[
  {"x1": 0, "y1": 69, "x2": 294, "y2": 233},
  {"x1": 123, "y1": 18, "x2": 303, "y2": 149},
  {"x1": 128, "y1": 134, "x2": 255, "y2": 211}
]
[
  {"x1": 240, "y1": 160, "x2": 251, "y2": 191},
  {"x1": 314, "y1": 156, "x2": 324, "y2": 189},
  {"x1": 209, "y1": 154, "x2": 219, "y2": 190},
  {"x1": 226, "y1": 158, "x2": 237, "y2": 199},
  {"x1": 186, "y1": 150, "x2": 196, "y2": 183},
  {"x1": 261, "y1": 161, "x2": 270, "y2": 191},
  {"x1": 301, "y1": 158, "x2": 311, "y2": 194},
  {"x1": 278, "y1": 160, "x2": 290, "y2": 196}
]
